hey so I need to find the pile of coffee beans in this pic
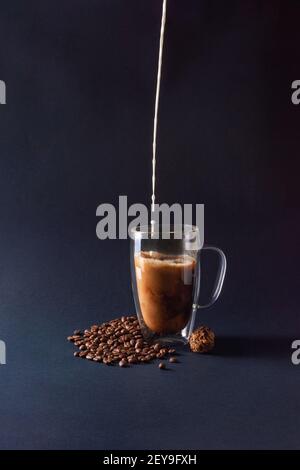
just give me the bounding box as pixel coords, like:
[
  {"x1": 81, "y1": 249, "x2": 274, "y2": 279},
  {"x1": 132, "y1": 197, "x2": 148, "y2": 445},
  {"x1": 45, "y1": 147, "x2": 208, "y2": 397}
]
[{"x1": 67, "y1": 315, "x2": 177, "y2": 369}]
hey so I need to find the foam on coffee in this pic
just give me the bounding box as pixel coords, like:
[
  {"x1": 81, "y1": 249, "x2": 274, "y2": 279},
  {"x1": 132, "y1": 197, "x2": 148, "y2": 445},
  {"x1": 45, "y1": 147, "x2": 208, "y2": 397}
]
[{"x1": 135, "y1": 251, "x2": 196, "y2": 335}]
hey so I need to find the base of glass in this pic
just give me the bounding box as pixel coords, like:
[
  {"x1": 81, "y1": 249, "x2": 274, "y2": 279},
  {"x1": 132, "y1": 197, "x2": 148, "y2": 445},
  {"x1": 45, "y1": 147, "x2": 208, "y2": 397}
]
[
  {"x1": 141, "y1": 327, "x2": 188, "y2": 345},
  {"x1": 154, "y1": 335, "x2": 188, "y2": 345}
]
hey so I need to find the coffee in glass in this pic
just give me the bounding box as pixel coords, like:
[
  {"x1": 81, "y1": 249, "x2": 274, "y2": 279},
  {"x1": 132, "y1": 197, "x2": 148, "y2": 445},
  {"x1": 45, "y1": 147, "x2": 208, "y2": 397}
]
[{"x1": 131, "y1": 225, "x2": 226, "y2": 344}]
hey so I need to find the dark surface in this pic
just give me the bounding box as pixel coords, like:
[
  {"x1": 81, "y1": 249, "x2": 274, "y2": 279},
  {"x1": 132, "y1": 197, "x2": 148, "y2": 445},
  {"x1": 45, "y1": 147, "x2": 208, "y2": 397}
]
[{"x1": 0, "y1": 0, "x2": 300, "y2": 450}]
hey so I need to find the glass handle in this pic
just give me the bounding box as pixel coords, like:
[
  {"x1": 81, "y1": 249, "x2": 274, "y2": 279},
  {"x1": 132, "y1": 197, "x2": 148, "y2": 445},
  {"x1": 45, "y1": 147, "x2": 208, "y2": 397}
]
[{"x1": 197, "y1": 246, "x2": 227, "y2": 309}]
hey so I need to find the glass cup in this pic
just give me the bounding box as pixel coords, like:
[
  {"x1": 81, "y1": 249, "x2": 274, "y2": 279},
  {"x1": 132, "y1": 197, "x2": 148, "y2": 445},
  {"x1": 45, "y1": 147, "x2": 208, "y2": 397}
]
[{"x1": 130, "y1": 225, "x2": 227, "y2": 344}]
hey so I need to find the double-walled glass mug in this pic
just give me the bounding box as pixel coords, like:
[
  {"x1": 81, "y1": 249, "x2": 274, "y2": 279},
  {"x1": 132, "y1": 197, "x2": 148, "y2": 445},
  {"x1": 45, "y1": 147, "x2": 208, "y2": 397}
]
[{"x1": 131, "y1": 225, "x2": 227, "y2": 344}]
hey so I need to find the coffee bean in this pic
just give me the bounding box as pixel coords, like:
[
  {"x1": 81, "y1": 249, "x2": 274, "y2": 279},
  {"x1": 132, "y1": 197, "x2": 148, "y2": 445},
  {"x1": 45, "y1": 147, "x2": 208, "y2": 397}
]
[
  {"x1": 74, "y1": 351, "x2": 79, "y2": 357},
  {"x1": 119, "y1": 360, "x2": 126, "y2": 367},
  {"x1": 159, "y1": 362, "x2": 166, "y2": 369},
  {"x1": 71, "y1": 337, "x2": 80, "y2": 343},
  {"x1": 169, "y1": 357, "x2": 177, "y2": 363},
  {"x1": 128, "y1": 355, "x2": 137, "y2": 364},
  {"x1": 93, "y1": 356, "x2": 102, "y2": 362}
]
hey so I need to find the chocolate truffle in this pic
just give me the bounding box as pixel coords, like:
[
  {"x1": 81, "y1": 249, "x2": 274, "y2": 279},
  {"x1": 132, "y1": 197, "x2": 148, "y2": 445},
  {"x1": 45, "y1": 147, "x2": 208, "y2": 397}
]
[{"x1": 189, "y1": 326, "x2": 215, "y2": 353}]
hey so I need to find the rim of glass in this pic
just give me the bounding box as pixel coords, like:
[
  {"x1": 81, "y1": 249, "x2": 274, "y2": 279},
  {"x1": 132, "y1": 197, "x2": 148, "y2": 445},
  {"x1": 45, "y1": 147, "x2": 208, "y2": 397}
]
[{"x1": 130, "y1": 224, "x2": 199, "y2": 236}]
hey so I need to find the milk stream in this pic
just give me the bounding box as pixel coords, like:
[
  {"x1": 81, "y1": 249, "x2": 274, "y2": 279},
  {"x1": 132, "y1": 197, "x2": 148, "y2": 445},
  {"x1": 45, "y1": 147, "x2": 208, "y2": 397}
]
[{"x1": 151, "y1": 0, "x2": 167, "y2": 234}]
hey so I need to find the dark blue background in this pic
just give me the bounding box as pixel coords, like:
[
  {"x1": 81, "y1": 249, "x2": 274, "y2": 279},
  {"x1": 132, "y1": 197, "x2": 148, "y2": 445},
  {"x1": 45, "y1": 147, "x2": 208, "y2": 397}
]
[{"x1": 0, "y1": 0, "x2": 299, "y2": 449}]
